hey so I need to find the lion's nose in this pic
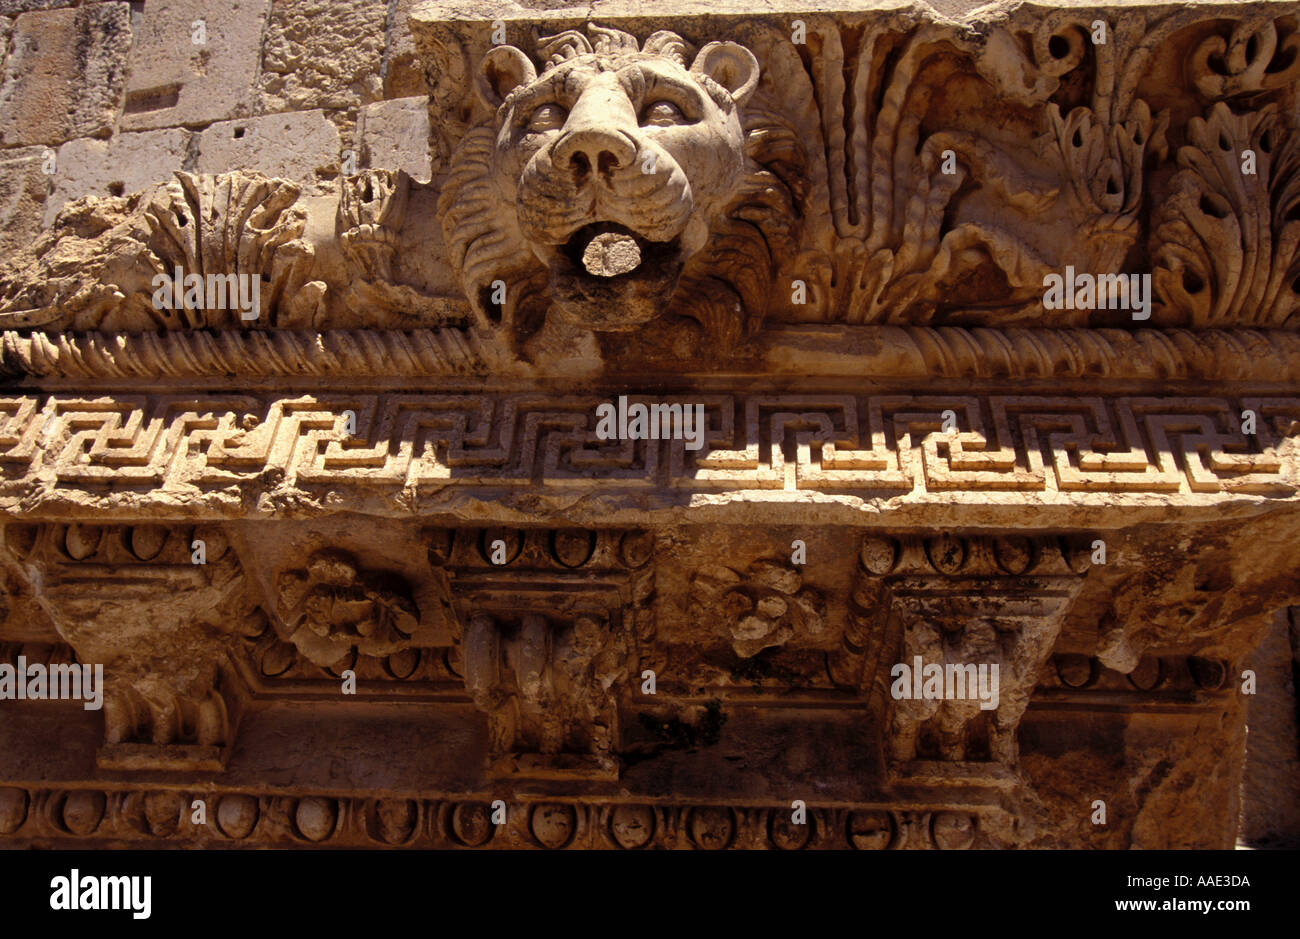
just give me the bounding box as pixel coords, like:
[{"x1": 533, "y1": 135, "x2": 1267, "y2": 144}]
[{"x1": 552, "y1": 128, "x2": 637, "y2": 179}]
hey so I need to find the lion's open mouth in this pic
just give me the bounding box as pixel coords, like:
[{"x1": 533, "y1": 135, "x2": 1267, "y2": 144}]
[
  {"x1": 542, "y1": 221, "x2": 686, "y2": 331},
  {"x1": 558, "y1": 222, "x2": 681, "y2": 281}
]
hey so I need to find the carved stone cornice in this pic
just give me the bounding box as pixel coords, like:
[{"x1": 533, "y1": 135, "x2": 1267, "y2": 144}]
[
  {"x1": 6, "y1": 327, "x2": 1300, "y2": 384},
  {"x1": 0, "y1": 516, "x2": 1285, "y2": 848},
  {"x1": 0, "y1": 0, "x2": 1296, "y2": 853},
  {"x1": 0, "y1": 2, "x2": 1297, "y2": 376}
]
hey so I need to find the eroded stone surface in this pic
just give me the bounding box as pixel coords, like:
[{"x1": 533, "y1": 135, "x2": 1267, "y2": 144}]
[
  {"x1": 120, "y1": 0, "x2": 270, "y2": 131},
  {"x1": 1238, "y1": 609, "x2": 1300, "y2": 847},
  {"x1": 195, "y1": 112, "x2": 341, "y2": 187},
  {"x1": 383, "y1": 0, "x2": 427, "y2": 98},
  {"x1": 0, "y1": 4, "x2": 132, "y2": 147},
  {"x1": 45, "y1": 129, "x2": 189, "y2": 226},
  {"x1": 0, "y1": 146, "x2": 49, "y2": 259},
  {"x1": 357, "y1": 96, "x2": 431, "y2": 182},
  {"x1": 259, "y1": 0, "x2": 387, "y2": 112},
  {"x1": 0, "y1": 1, "x2": 76, "y2": 13},
  {"x1": 581, "y1": 232, "x2": 641, "y2": 278},
  {"x1": 0, "y1": 17, "x2": 11, "y2": 78}
]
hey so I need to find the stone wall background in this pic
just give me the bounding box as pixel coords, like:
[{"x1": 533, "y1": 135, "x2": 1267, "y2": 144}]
[{"x1": 0, "y1": 0, "x2": 431, "y2": 260}]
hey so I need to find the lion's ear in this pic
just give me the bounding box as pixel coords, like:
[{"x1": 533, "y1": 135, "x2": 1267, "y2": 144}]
[
  {"x1": 690, "y1": 41, "x2": 760, "y2": 107},
  {"x1": 475, "y1": 45, "x2": 537, "y2": 110}
]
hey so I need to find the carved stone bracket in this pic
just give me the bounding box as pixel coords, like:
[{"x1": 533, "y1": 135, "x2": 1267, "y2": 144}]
[
  {"x1": 429, "y1": 527, "x2": 655, "y2": 778},
  {"x1": 852, "y1": 533, "x2": 1090, "y2": 773},
  {"x1": 0, "y1": 522, "x2": 252, "y2": 770}
]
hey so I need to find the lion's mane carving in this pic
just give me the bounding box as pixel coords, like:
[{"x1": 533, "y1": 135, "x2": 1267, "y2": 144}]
[{"x1": 437, "y1": 24, "x2": 803, "y2": 348}]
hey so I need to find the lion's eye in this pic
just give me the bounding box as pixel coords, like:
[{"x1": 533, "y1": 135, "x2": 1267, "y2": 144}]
[
  {"x1": 642, "y1": 100, "x2": 686, "y2": 126},
  {"x1": 526, "y1": 104, "x2": 567, "y2": 132}
]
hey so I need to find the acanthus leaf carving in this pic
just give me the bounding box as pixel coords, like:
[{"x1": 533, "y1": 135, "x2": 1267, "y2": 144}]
[
  {"x1": 0, "y1": 172, "x2": 324, "y2": 331},
  {"x1": 334, "y1": 168, "x2": 458, "y2": 322},
  {"x1": 143, "y1": 172, "x2": 323, "y2": 329},
  {"x1": 1152, "y1": 102, "x2": 1300, "y2": 328}
]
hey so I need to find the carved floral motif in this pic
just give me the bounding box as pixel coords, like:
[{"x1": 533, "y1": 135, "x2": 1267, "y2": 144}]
[
  {"x1": 690, "y1": 559, "x2": 826, "y2": 658},
  {"x1": 275, "y1": 549, "x2": 419, "y2": 666},
  {"x1": 1153, "y1": 103, "x2": 1300, "y2": 328}
]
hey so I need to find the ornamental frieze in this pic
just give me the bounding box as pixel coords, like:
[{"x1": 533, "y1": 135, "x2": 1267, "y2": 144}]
[
  {"x1": 0, "y1": 5, "x2": 1295, "y2": 370},
  {"x1": 0, "y1": 0, "x2": 1297, "y2": 857},
  {"x1": 0, "y1": 392, "x2": 1293, "y2": 508}
]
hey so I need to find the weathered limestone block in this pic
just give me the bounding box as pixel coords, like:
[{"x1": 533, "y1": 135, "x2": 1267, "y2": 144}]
[
  {"x1": 0, "y1": 146, "x2": 49, "y2": 259},
  {"x1": 196, "y1": 111, "x2": 341, "y2": 189},
  {"x1": 0, "y1": 1, "x2": 75, "y2": 13},
  {"x1": 120, "y1": 0, "x2": 271, "y2": 131},
  {"x1": 259, "y1": 0, "x2": 387, "y2": 112},
  {"x1": 44, "y1": 129, "x2": 189, "y2": 226},
  {"x1": 0, "y1": 3, "x2": 132, "y2": 147},
  {"x1": 1020, "y1": 697, "x2": 1250, "y2": 849},
  {"x1": 383, "y1": 0, "x2": 426, "y2": 98},
  {"x1": 358, "y1": 96, "x2": 431, "y2": 182}
]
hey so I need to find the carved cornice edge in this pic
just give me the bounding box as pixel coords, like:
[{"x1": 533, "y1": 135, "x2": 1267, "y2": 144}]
[
  {"x1": 2, "y1": 327, "x2": 1298, "y2": 383},
  {"x1": 764, "y1": 327, "x2": 1300, "y2": 383},
  {"x1": 0, "y1": 329, "x2": 495, "y2": 381}
]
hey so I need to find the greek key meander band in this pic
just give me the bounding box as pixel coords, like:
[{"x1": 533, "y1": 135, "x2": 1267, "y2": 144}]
[{"x1": 0, "y1": 393, "x2": 1296, "y2": 496}]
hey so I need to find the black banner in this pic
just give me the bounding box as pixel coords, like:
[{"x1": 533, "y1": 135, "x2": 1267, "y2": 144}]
[{"x1": 0, "y1": 847, "x2": 1289, "y2": 929}]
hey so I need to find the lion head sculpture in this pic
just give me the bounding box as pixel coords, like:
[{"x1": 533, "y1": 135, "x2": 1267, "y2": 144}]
[{"x1": 439, "y1": 24, "x2": 802, "y2": 348}]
